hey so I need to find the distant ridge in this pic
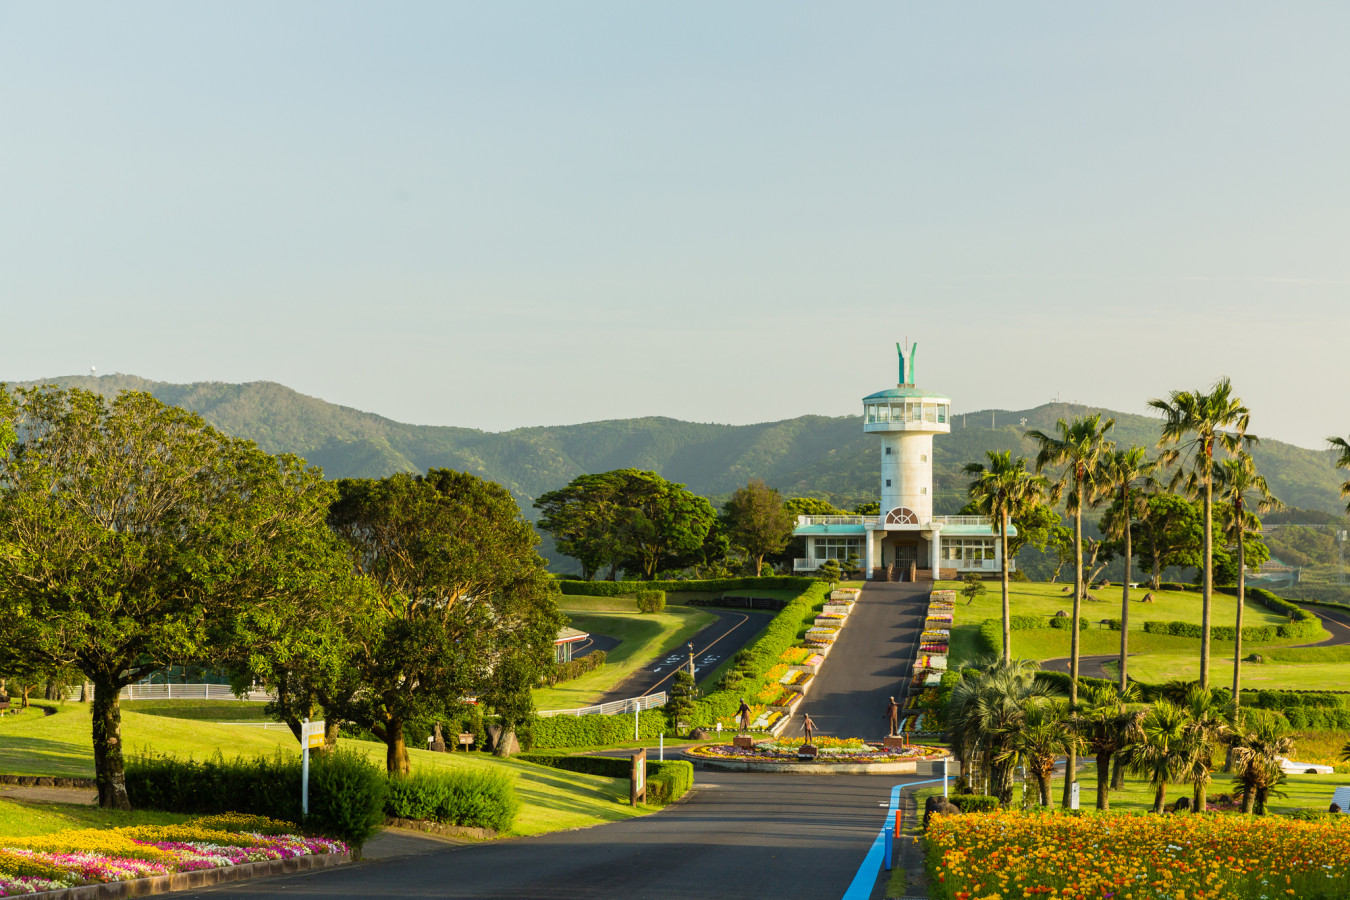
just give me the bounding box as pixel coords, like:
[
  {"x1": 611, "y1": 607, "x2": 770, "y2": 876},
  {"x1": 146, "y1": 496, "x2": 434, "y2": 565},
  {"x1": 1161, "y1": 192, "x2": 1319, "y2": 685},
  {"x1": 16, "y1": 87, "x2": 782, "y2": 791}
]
[{"x1": 17, "y1": 374, "x2": 1348, "y2": 516}]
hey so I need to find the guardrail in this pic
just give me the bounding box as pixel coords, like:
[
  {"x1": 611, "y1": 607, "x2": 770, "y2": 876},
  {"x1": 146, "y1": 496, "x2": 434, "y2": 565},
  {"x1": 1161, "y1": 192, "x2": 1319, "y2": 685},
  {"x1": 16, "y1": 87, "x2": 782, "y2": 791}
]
[
  {"x1": 537, "y1": 692, "x2": 667, "y2": 718},
  {"x1": 65, "y1": 684, "x2": 273, "y2": 702}
]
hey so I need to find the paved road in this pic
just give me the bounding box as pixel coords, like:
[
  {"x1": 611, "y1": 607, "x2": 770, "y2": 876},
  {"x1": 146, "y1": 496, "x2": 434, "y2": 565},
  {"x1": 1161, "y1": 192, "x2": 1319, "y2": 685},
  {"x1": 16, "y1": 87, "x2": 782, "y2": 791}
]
[
  {"x1": 1294, "y1": 601, "x2": 1350, "y2": 647},
  {"x1": 786, "y1": 582, "x2": 930, "y2": 742},
  {"x1": 1039, "y1": 654, "x2": 1119, "y2": 680},
  {"x1": 188, "y1": 766, "x2": 945, "y2": 900},
  {"x1": 596, "y1": 608, "x2": 774, "y2": 704}
]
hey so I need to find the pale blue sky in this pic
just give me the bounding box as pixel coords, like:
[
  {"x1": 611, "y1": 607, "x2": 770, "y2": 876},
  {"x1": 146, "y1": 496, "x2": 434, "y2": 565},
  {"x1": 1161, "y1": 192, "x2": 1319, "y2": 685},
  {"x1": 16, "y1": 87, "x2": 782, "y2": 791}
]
[{"x1": 3, "y1": 3, "x2": 1346, "y2": 448}]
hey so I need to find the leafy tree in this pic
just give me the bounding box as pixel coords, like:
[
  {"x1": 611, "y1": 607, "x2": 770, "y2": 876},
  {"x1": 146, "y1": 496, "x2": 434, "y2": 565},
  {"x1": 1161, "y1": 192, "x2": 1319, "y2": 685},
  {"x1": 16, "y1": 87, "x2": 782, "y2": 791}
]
[
  {"x1": 1130, "y1": 699, "x2": 1191, "y2": 813},
  {"x1": 1027, "y1": 414, "x2": 1114, "y2": 808},
  {"x1": 723, "y1": 479, "x2": 795, "y2": 578},
  {"x1": 853, "y1": 501, "x2": 881, "y2": 515},
  {"x1": 783, "y1": 497, "x2": 845, "y2": 518},
  {"x1": 947, "y1": 658, "x2": 1047, "y2": 805},
  {"x1": 1096, "y1": 446, "x2": 1158, "y2": 690},
  {"x1": 815, "y1": 558, "x2": 842, "y2": 583},
  {"x1": 666, "y1": 669, "x2": 697, "y2": 731},
  {"x1": 1214, "y1": 452, "x2": 1280, "y2": 712},
  {"x1": 330, "y1": 469, "x2": 562, "y2": 774},
  {"x1": 1135, "y1": 491, "x2": 1203, "y2": 588},
  {"x1": 534, "y1": 474, "x2": 626, "y2": 581},
  {"x1": 1330, "y1": 435, "x2": 1350, "y2": 514},
  {"x1": 1151, "y1": 379, "x2": 1255, "y2": 690},
  {"x1": 0, "y1": 386, "x2": 341, "y2": 809},
  {"x1": 963, "y1": 451, "x2": 1055, "y2": 664},
  {"x1": 959, "y1": 573, "x2": 987, "y2": 606}
]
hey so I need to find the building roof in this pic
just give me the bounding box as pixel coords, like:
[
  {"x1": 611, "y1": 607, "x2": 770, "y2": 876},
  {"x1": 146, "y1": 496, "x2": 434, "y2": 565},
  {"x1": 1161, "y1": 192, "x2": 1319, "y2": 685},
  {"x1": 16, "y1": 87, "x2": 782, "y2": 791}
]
[
  {"x1": 555, "y1": 626, "x2": 589, "y2": 644},
  {"x1": 862, "y1": 385, "x2": 951, "y2": 401}
]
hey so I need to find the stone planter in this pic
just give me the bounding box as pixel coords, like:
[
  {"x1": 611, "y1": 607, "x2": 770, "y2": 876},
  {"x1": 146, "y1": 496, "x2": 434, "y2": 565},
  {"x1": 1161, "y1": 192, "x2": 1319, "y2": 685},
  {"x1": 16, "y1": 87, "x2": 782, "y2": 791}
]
[{"x1": 769, "y1": 693, "x2": 802, "y2": 716}]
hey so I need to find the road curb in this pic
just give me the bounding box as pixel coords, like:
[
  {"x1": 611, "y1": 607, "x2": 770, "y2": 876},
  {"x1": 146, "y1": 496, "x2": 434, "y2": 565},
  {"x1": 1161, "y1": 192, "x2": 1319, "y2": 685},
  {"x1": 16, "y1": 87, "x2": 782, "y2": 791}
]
[{"x1": 22, "y1": 851, "x2": 352, "y2": 899}]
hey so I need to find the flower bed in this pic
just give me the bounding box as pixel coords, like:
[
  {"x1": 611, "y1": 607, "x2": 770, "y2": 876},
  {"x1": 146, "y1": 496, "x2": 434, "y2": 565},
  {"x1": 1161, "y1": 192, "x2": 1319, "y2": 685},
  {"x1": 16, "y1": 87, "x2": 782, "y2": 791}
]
[
  {"x1": 778, "y1": 669, "x2": 810, "y2": 688},
  {"x1": 0, "y1": 815, "x2": 346, "y2": 896},
  {"x1": 927, "y1": 809, "x2": 1350, "y2": 900},
  {"x1": 778, "y1": 647, "x2": 813, "y2": 666},
  {"x1": 918, "y1": 654, "x2": 947, "y2": 670},
  {"x1": 755, "y1": 683, "x2": 792, "y2": 707},
  {"x1": 750, "y1": 709, "x2": 783, "y2": 731},
  {"x1": 688, "y1": 740, "x2": 944, "y2": 764},
  {"x1": 805, "y1": 627, "x2": 839, "y2": 645}
]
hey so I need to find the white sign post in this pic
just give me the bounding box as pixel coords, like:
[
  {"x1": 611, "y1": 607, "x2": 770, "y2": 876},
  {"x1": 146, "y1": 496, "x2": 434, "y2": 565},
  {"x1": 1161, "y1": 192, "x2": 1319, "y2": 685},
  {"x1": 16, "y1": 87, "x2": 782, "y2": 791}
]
[
  {"x1": 300, "y1": 718, "x2": 325, "y2": 817},
  {"x1": 1070, "y1": 780, "x2": 1080, "y2": 811}
]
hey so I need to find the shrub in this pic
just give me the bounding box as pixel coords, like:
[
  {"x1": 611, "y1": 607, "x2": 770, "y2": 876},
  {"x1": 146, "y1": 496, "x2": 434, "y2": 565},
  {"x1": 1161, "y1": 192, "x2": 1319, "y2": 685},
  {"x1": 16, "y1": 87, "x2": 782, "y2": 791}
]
[
  {"x1": 556, "y1": 576, "x2": 818, "y2": 597},
  {"x1": 1048, "y1": 616, "x2": 1090, "y2": 631},
  {"x1": 384, "y1": 768, "x2": 517, "y2": 832},
  {"x1": 1035, "y1": 670, "x2": 1116, "y2": 696},
  {"x1": 646, "y1": 760, "x2": 693, "y2": 806},
  {"x1": 545, "y1": 651, "x2": 607, "y2": 687},
  {"x1": 125, "y1": 748, "x2": 386, "y2": 849},
  {"x1": 1009, "y1": 615, "x2": 1045, "y2": 630},
  {"x1": 528, "y1": 709, "x2": 667, "y2": 749},
  {"x1": 635, "y1": 590, "x2": 666, "y2": 613},
  {"x1": 519, "y1": 753, "x2": 692, "y2": 807},
  {"x1": 950, "y1": 794, "x2": 1000, "y2": 812}
]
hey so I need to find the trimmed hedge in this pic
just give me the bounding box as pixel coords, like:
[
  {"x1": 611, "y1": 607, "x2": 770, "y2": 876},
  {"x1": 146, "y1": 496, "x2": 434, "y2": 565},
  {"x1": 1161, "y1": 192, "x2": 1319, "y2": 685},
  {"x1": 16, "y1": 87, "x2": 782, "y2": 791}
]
[
  {"x1": 1049, "y1": 616, "x2": 1090, "y2": 631},
  {"x1": 1142, "y1": 620, "x2": 1280, "y2": 642},
  {"x1": 636, "y1": 590, "x2": 666, "y2": 613},
  {"x1": 125, "y1": 749, "x2": 386, "y2": 849},
  {"x1": 546, "y1": 651, "x2": 607, "y2": 687},
  {"x1": 384, "y1": 768, "x2": 518, "y2": 832},
  {"x1": 950, "y1": 794, "x2": 1000, "y2": 812},
  {"x1": 1035, "y1": 670, "x2": 1117, "y2": 696},
  {"x1": 519, "y1": 753, "x2": 693, "y2": 806},
  {"x1": 556, "y1": 576, "x2": 818, "y2": 597},
  {"x1": 529, "y1": 709, "x2": 667, "y2": 749}
]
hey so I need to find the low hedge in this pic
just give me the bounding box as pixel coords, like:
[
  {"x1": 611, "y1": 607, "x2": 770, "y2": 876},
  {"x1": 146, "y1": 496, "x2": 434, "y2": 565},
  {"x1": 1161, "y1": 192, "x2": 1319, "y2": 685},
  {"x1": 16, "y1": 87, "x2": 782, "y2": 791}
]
[
  {"x1": 125, "y1": 749, "x2": 386, "y2": 849},
  {"x1": 519, "y1": 753, "x2": 693, "y2": 806},
  {"x1": 529, "y1": 709, "x2": 667, "y2": 749},
  {"x1": 556, "y1": 576, "x2": 817, "y2": 597},
  {"x1": 1142, "y1": 620, "x2": 1281, "y2": 642},
  {"x1": 636, "y1": 590, "x2": 666, "y2": 613},
  {"x1": 1034, "y1": 670, "x2": 1117, "y2": 696},
  {"x1": 545, "y1": 651, "x2": 607, "y2": 687},
  {"x1": 1049, "y1": 616, "x2": 1090, "y2": 631},
  {"x1": 384, "y1": 768, "x2": 518, "y2": 832},
  {"x1": 950, "y1": 794, "x2": 1000, "y2": 813}
]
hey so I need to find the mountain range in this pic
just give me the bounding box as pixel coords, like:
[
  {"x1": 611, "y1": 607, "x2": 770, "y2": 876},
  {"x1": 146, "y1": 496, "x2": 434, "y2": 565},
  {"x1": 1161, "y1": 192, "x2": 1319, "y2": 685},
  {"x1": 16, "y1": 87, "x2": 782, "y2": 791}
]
[{"x1": 17, "y1": 374, "x2": 1349, "y2": 517}]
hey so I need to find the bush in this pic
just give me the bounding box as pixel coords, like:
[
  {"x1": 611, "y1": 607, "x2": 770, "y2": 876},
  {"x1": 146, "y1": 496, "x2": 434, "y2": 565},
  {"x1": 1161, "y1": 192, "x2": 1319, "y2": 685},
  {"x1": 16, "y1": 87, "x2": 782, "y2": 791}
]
[
  {"x1": 1035, "y1": 670, "x2": 1117, "y2": 696},
  {"x1": 529, "y1": 709, "x2": 667, "y2": 749},
  {"x1": 556, "y1": 576, "x2": 818, "y2": 597},
  {"x1": 519, "y1": 753, "x2": 692, "y2": 807},
  {"x1": 1048, "y1": 616, "x2": 1090, "y2": 631},
  {"x1": 1009, "y1": 615, "x2": 1045, "y2": 630},
  {"x1": 384, "y1": 768, "x2": 518, "y2": 832},
  {"x1": 125, "y1": 748, "x2": 386, "y2": 849},
  {"x1": 545, "y1": 651, "x2": 607, "y2": 687},
  {"x1": 950, "y1": 794, "x2": 1000, "y2": 812},
  {"x1": 635, "y1": 590, "x2": 666, "y2": 613},
  {"x1": 1142, "y1": 620, "x2": 1279, "y2": 642}
]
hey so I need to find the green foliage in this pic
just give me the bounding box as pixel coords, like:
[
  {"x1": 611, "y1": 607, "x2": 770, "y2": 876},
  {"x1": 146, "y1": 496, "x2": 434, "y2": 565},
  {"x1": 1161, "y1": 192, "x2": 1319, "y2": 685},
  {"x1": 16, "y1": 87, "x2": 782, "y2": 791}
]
[
  {"x1": 528, "y1": 709, "x2": 667, "y2": 749},
  {"x1": 1143, "y1": 620, "x2": 1280, "y2": 641},
  {"x1": 545, "y1": 651, "x2": 607, "y2": 687},
  {"x1": 722, "y1": 478, "x2": 795, "y2": 576},
  {"x1": 1034, "y1": 670, "x2": 1118, "y2": 697},
  {"x1": 556, "y1": 576, "x2": 816, "y2": 597},
  {"x1": 783, "y1": 497, "x2": 844, "y2": 517},
  {"x1": 635, "y1": 590, "x2": 666, "y2": 613},
  {"x1": 960, "y1": 574, "x2": 987, "y2": 605},
  {"x1": 1048, "y1": 616, "x2": 1090, "y2": 631},
  {"x1": 384, "y1": 768, "x2": 518, "y2": 832},
  {"x1": 518, "y1": 753, "x2": 692, "y2": 807},
  {"x1": 124, "y1": 749, "x2": 386, "y2": 848},
  {"x1": 815, "y1": 559, "x2": 842, "y2": 582},
  {"x1": 949, "y1": 794, "x2": 1000, "y2": 813},
  {"x1": 665, "y1": 669, "x2": 697, "y2": 729}
]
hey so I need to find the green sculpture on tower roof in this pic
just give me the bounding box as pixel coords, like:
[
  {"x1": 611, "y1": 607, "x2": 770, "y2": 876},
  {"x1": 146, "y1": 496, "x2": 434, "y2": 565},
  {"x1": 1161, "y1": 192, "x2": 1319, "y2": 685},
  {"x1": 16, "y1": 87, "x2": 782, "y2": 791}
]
[{"x1": 896, "y1": 341, "x2": 918, "y2": 386}]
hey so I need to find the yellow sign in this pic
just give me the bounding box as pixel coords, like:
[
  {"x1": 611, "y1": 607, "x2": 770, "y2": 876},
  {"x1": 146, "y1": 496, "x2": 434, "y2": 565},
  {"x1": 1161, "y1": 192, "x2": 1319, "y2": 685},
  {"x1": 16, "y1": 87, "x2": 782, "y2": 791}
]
[
  {"x1": 301, "y1": 720, "x2": 326, "y2": 750},
  {"x1": 306, "y1": 730, "x2": 325, "y2": 749}
]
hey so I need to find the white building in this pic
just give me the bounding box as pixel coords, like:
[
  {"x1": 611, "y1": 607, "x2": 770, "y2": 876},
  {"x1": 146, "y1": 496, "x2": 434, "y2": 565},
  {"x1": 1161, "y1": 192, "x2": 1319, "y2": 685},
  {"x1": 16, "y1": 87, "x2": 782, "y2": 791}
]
[{"x1": 793, "y1": 343, "x2": 1012, "y2": 581}]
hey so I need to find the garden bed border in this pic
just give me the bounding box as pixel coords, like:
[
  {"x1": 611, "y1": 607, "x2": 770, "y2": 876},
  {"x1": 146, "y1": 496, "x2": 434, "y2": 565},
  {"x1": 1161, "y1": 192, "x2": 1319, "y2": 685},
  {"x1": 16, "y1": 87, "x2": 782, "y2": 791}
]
[{"x1": 20, "y1": 850, "x2": 352, "y2": 900}]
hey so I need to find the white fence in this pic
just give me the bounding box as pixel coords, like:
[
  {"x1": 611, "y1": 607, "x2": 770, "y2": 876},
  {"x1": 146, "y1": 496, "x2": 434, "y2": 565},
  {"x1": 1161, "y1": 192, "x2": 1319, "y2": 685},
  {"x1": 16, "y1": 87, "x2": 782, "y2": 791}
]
[
  {"x1": 537, "y1": 692, "x2": 667, "y2": 718},
  {"x1": 65, "y1": 683, "x2": 273, "y2": 702}
]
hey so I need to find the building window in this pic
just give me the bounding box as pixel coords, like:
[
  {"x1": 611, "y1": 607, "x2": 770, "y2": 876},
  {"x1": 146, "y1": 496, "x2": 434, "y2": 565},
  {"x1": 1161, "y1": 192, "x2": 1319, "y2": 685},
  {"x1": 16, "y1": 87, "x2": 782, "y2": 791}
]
[
  {"x1": 885, "y1": 479, "x2": 891, "y2": 487},
  {"x1": 920, "y1": 454, "x2": 927, "y2": 462},
  {"x1": 921, "y1": 487, "x2": 927, "y2": 494},
  {"x1": 814, "y1": 537, "x2": 863, "y2": 561},
  {"x1": 945, "y1": 539, "x2": 996, "y2": 562},
  {"x1": 885, "y1": 446, "x2": 892, "y2": 455}
]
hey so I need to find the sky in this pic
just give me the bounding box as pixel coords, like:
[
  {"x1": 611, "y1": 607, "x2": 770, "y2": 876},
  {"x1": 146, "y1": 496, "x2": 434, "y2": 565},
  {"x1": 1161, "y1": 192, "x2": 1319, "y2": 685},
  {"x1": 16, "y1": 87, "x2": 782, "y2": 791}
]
[{"x1": 2, "y1": 3, "x2": 1347, "y2": 449}]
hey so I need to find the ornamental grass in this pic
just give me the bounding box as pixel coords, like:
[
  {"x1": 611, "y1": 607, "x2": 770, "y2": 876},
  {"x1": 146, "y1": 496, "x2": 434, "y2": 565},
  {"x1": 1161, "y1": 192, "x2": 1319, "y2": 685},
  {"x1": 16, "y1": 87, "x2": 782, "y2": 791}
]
[{"x1": 927, "y1": 809, "x2": 1350, "y2": 900}]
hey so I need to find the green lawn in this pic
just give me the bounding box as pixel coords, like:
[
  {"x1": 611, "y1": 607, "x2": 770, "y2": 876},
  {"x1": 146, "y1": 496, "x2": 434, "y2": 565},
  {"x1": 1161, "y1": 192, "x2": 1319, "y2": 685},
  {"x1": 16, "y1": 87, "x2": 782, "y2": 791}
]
[
  {"x1": 534, "y1": 606, "x2": 716, "y2": 710},
  {"x1": 0, "y1": 702, "x2": 657, "y2": 837},
  {"x1": 0, "y1": 797, "x2": 189, "y2": 838},
  {"x1": 121, "y1": 699, "x2": 276, "y2": 722},
  {"x1": 940, "y1": 581, "x2": 1338, "y2": 690}
]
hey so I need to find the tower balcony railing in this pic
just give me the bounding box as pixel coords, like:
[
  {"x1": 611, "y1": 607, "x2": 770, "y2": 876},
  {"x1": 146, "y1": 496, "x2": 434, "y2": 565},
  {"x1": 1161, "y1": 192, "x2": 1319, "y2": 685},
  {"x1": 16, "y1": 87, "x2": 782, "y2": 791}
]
[{"x1": 796, "y1": 514, "x2": 994, "y2": 529}]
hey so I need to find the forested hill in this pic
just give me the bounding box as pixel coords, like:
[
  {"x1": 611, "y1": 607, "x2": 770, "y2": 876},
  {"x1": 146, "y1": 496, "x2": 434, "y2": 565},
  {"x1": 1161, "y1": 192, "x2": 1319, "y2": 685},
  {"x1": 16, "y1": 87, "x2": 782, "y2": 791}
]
[{"x1": 22, "y1": 374, "x2": 1349, "y2": 516}]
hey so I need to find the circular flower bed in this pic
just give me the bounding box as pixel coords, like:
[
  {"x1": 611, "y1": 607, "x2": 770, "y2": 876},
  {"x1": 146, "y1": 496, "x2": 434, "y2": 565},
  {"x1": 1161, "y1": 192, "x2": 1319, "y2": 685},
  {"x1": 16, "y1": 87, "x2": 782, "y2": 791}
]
[{"x1": 687, "y1": 737, "x2": 945, "y2": 764}]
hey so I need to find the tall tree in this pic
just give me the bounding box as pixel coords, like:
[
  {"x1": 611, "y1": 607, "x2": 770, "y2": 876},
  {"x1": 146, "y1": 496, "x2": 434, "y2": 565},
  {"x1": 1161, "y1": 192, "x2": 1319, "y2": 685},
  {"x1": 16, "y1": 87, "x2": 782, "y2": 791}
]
[
  {"x1": 1071, "y1": 683, "x2": 1145, "y2": 811},
  {"x1": 1180, "y1": 685, "x2": 1234, "y2": 814},
  {"x1": 534, "y1": 474, "x2": 626, "y2": 580},
  {"x1": 0, "y1": 386, "x2": 341, "y2": 809},
  {"x1": 1027, "y1": 413, "x2": 1115, "y2": 807},
  {"x1": 1134, "y1": 490, "x2": 1204, "y2": 588},
  {"x1": 1130, "y1": 699, "x2": 1191, "y2": 813},
  {"x1": 330, "y1": 469, "x2": 562, "y2": 774},
  {"x1": 1150, "y1": 378, "x2": 1254, "y2": 689},
  {"x1": 1230, "y1": 710, "x2": 1295, "y2": 815},
  {"x1": 723, "y1": 478, "x2": 794, "y2": 576},
  {"x1": 963, "y1": 451, "x2": 1055, "y2": 663},
  {"x1": 1330, "y1": 435, "x2": 1350, "y2": 513},
  {"x1": 1213, "y1": 452, "x2": 1281, "y2": 712},
  {"x1": 1096, "y1": 446, "x2": 1158, "y2": 691}
]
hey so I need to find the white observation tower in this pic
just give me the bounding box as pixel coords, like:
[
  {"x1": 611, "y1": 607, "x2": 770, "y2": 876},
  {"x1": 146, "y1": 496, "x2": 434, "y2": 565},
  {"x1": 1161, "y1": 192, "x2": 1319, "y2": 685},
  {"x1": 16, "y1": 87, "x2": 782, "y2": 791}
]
[{"x1": 864, "y1": 342, "x2": 950, "y2": 523}]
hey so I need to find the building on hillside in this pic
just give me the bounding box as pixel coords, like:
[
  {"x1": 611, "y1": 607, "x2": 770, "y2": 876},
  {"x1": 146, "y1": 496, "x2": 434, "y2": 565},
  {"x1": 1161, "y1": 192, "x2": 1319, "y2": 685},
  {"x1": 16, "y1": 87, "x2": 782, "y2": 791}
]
[
  {"x1": 792, "y1": 343, "x2": 1012, "y2": 582},
  {"x1": 554, "y1": 626, "x2": 590, "y2": 663}
]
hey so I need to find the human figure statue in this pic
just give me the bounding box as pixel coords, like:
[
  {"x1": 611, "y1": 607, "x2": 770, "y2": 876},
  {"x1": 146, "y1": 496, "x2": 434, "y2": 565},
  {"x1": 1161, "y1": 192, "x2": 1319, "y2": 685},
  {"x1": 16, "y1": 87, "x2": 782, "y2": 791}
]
[
  {"x1": 737, "y1": 698, "x2": 752, "y2": 734},
  {"x1": 801, "y1": 712, "x2": 816, "y2": 745},
  {"x1": 886, "y1": 696, "x2": 899, "y2": 737}
]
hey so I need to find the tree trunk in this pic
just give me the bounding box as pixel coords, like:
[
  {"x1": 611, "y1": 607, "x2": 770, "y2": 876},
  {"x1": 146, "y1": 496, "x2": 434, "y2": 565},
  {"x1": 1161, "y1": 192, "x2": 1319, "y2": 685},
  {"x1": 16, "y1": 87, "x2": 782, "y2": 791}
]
[
  {"x1": 1232, "y1": 524, "x2": 1245, "y2": 712},
  {"x1": 1120, "y1": 517, "x2": 1132, "y2": 692},
  {"x1": 1200, "y1": 472, "x2": 1213, "y2": 689},
  {"x1": 384, "y1": 716, "x2": 410, "y2": 775},
  {"x1": 1063, "y1": 488, "x2": 1083, "y2": 809},
  {"x1": 1242, "y1": 782, "x2": 1256, "y2": 814},
  {"x1": 1001, "y1": 514, "x2": 1011, "y2": 664},
  {"x1": 1194, "y1": 778, "x2": 1207, "y2": 814},
  {"x1": 1255, "y1": 787, "x2": 1267, "y2": 815},
  {"x1": 91, "y1": 676, "x2": 131, "y2": 810},
  {"x1": 1153, "y1": 780, "x2": 1167, "y2": 814},
  {"x1": 1096, "y1": 751, "x2": 1111, "y2": 810},
  {"x1": 493, "y1": 724, "x2": 516, "y2": 758},
  {"x1": 1111, "y1": 752, "x2": 1126, "y2": 790},
  {"x1": 20, "y1": 685, "x2": 30, "y2": 708},
  {"x1": 1151, "y1": 541, "x2": 1161, "y2": 591},
  {"x1": 323, "y1": 719, "x2": 342, "y2": 753},
  {"x1": 1034, "y1": 769, "x2": 1051, "y2": 806}
]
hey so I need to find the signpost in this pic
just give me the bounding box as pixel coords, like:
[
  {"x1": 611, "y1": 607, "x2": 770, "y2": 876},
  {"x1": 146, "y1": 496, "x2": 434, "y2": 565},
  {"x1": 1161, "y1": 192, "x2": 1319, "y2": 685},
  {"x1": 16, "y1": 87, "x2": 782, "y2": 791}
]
[
  {"x1": 630, "y1": 748, "x2": 647, "y2": 807},
  {"x1": 1070, "y1": 781, "x2": 1080, "y2": 811},
  {"x1": 300, "y1": 718, "x2": 324, "y2": 817}
]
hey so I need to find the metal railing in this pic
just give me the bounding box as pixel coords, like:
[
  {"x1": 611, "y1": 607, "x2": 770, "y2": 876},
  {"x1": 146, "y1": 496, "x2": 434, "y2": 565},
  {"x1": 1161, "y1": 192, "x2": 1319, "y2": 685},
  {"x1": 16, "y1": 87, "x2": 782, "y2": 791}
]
[
  {"x1": 931, "y1": 515, "x2": 992, "y2": 527},
  {"x1": 796, "y1": 515, "x2": 881, "y2": 527},
  {"x1": 64, "y1": 683, "x2": 273, "y2": 702},
  {"x1": 537, "y1": 692, "x2": 667, "y2": 718}
]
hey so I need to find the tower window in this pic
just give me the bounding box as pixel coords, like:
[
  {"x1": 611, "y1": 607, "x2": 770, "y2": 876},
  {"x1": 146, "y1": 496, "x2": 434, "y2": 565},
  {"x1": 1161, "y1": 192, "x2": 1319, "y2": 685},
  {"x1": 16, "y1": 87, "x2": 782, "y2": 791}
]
[
  {"x1": 921, "y1": 487, "x2": 927, "y2": 494},
  {"x1": 885, "y1": 479, "x2": 891, "y2": 487},
  {"x1": 885, "y1": 446, "x2": 892, "y2": 455},
  {"x1": 920, "y1": 454, "x2": 927, "y2": 462}
]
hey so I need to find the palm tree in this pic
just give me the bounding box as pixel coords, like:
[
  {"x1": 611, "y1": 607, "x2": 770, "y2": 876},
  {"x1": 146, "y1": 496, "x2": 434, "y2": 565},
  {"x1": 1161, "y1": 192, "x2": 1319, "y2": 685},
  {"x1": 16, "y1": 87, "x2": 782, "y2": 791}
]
[
  {"x1": 995, "y1": 698, "x2": 1076, "y2": 807},
  {"x1": 1213, "y1": 451, "x2": 1281, "y2": 712},
  {"x1": 1027, "y1": 414, "x2": 1115, "y2": 807},
  {"x1": 1180, "y1": 685, "x2": 1234, "y2": 813},
  {"x1": 1130, "y1": 699, "x2": 1191, "y2": 813},
  {"x1": 1230, "y1": 710, "x2": 1295, "y2": 814},
  {"x1": 1330, "y1": 436, "x2": 1350, "y2": 513},
  {"x1": 1097, "y1": 446, "x2": 1158, "y2": 691},
  {"x1": 946, "y1": 658, "x2": 1046, "y2": 803},
  {"x1": 1072, "y1": 684, "x2": 1145, "y2": 811},
  {"x1": 964, "y1": 451, "x2": 1055, "y2": 664},
  {"x1": 1150, "y1": 378, "x2": 1254, "y2": 689}
]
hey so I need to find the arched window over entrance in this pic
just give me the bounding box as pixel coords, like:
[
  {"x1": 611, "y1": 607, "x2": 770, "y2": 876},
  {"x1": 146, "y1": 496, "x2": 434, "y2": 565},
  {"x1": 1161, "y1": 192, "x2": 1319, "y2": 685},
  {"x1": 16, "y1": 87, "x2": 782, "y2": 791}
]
[{"x1": 884, "y1": 507, "x2": 919, "y2": 526}]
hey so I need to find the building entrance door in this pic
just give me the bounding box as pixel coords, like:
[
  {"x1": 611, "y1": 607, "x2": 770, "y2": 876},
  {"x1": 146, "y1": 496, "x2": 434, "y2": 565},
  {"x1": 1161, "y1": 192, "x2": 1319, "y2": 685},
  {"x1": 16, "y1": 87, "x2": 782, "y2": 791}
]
[{"x1": 888, "y1": 541, "x2": 919, "y2": 580}]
